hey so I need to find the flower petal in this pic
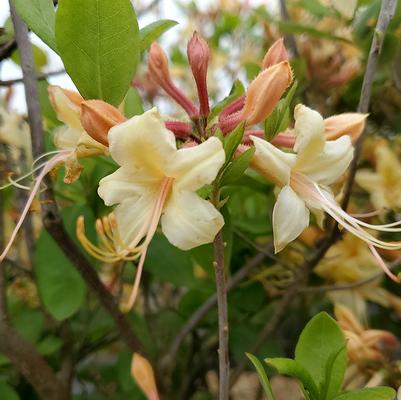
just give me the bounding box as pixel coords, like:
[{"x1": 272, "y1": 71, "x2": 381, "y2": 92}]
[
  {"x1": 251, "y1": 135, "x2": 296, "y2": 186},
  {"x1": 167, "y1": 137, "x2": 225, "y2": 191},
  {"x1": 295, "y1": 135, "x2": 354, "y2": 185},
  {"x1": 293, "y1": 104, "x2": 325, "y2": 166},
  {"x1": 54, "y1": 126, "x2": 82, "y2": 150},
  {"x1": 98, "y1": 167, "x2": 161, "y2": 206},
  {"x1": 108, "y1": 108, "x2": 177, "y2": 177},
  {"x1": 273, "y1": 185, "x2": 310, "y2": 252},
  {"x1": 115, "y1": 196, "x2": 156, "y2": 248},
  {"x1": 161, "y1": 191, "x2": 224, "y2": 250},
  {"x1": 49, "y1": 86, "x2": 82, "y2": 130},
  {"x1": 355, "y1": 170, "x2": 387, "y2": 209}
]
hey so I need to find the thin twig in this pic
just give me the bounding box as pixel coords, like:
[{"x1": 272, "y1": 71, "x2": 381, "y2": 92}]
[
  {"x1": 341, "y1": 0, "x2": 397, "y2": 210},
  {"x1": 9, "y1": 2, "x2": 146, "y2": 357},
  {"x1": 278, "y1": 0, "x2": 300, "y2": 58},
  {"x1": 0, "y1": 69, "x2": 66, "y2": 87},
  {"x1": 213, "y1": 230, "x2": 230, "y2": 400}
]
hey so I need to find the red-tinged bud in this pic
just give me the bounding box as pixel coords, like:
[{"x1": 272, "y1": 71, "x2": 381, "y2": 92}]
[
  {"x1": 131, "y1": 353, "x2": 160, "y2": 400},
  {"x1": 262, "y1": 38, "x2": 289, "y2": 69},
  {"x1": 241, "y1": 61, "x2": 293, "y2": 126},
  {"x1": 148, "y1": 42, "x2": 171, "y2": 87},
  {"x1": 164, "y1": 120, "x2": 192, "y2": 139},
  {"x1": 148, "y1": 42, "x2": 199, "y2": 118},
  {"x1": 187, "y1": 31, "x2": 210, "y2": 116},
  {"x1": 324, "y1": 113, "x2": 367, "y2": 143},
  {"x1": 80, "y1": 100, "x2": 127, "y2": 146}
]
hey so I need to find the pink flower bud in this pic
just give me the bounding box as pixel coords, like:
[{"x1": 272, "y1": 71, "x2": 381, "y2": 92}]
[
  {"x1": 241, "y1": 61, "x2": 293, "y2": 126},
  {"x1": 187, "y1": 31, "x2": 210, "y2": 116},
  {"x1": 131, "y1": 353, "x2": 160, "y2": 400},
  {"x1": 262, "y1": 38, "x2": 289, "y2": 69},
  {"x1": 148, "y1": 42, "x2": 199, "y2": 118},
  {"x1": 80, "y1": 100, "x2": 127, "y2": 146}
]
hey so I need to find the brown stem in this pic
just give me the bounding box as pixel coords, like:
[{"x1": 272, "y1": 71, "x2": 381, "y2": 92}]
[
  {"x1": 213, "y1": 230, "x2": 230, "y2": 400},
  {"x1": 9, "y1": 1, "x2": 145, "y2": 356},
  {"x1": 278, "y1": 0, "x2": 299, "y2": 58},
  {"x1": 0, "y1": 69, "x2": 66, "y2": 87},
  {"x1": 341, "y1": 0, "x2": 397, "y2": 210}
]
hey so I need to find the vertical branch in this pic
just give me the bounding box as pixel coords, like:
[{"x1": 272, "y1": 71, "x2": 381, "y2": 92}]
[
  {"x1": 341, "y1": 0, "x2": 397, "y2": 209},
  {"x1": 213, "y1": 230, "x2": 230, "y2": 400},
  {"x1": 278, "y1": 0, "x2": 299, "y2": 58},
  {"x1": 9, "y1": 2, "x2": 146, "y2": 357},
  {"x1": 0, "y1": 144, "x2": 8, "y2": 320}
]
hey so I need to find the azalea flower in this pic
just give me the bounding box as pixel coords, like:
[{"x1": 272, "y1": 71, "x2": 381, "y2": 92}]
[
  {"x1": 356, "y1": 143, "x2": 401, "y2": 210},
  {"x1": 250, "y1": 104, "x2": 401, "y2": 281},
  {"x1": 78, "y1": 108, "x2": 225, "y2": 308},
  {"x1": 48, "y1": 86, "x2": 109, "y2": 183}
]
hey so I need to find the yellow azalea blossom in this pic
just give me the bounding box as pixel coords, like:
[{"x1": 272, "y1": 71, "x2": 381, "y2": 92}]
[
  {"x1": 0, "y1": 106, "x2": 31, "y2": 151},
  {"x1": 48, "y1": 86, "x2": 108, "y2": 183},
  {"x1": 315, "y1": 234, "x2": 401, "y2": 320},
  {"x1": 335, "y1": 304, "x2": 397, "y2": 365},
  {"x1": 250, "y1": 104, "x2": 401, "y2": 281},
  {"x1": 79, "y1": 108, "x2": 225, "y2": 308},
  {"x1": 356, "y1": 143, "x2": 401, "y2": 210}
]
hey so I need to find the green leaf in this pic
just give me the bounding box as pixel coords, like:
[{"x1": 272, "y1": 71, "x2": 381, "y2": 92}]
[
  {"x1": 36, "y1": 335, "x2": 63, "y2": 355},
  {"x1": 220, "y1": 147, "x2": 255, "y2": 186},
  {"x1": 124, "y1": 87, "x2": 144, "y2": 118},
  {"x1": 11, "y1": 44, "x2": 48, "y2": 71},
  {"x1": 140, "y1": 19, "x2": 178, "y2": 52},
  {"x1": 264, "y1": 81, "x2": 297, "y2": 141},
  {"x1": 56, "y1": 0, "x2": 140, "y2": 106},
  {"x1": 265, "y1": 357, "x2": 319, "y2": 400},
  {"x1": 34, "y1": 231, "x2": 86, "y2": 320},
  {"x1": 223, "y1": 122, "x2": 245, "y2": 164},
  {"x1": 295, "y1": 312, "x2": 347, "y2": 398},
  {"x1": 145, "y1": 234, "x2": 198, "y2": 288},
  {"x1": 12, "y1": 0, "x2": 57, "y2": 52},
  {"x1": 333, "y1": 387, "x2": 396, "y2": 400},
  {"x1": 321, "y1": 346, "x2": 347, "y2": 400},
  {"x1": 0, "y1": 383, "x2": 20, "y2": 400},
  {"x1": 246, "y1": 353, "x2": 275, "y2": 400}
]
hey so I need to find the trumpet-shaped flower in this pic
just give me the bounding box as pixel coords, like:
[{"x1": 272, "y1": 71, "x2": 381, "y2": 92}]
[
  {"x1": 250, "y1": 104, "x2": 401, "y2": 281},
  {"x1": 78, "y1": 108, "x2": 225, "y2": 308}
]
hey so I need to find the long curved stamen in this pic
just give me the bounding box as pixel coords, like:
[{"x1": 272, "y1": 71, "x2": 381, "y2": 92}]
[
  {"x1": 291, "y1": 173, "x2": 401, "y2": 282},
  {"x1": 126, "y1": 177, "x2": 174, "y2": 310},
  {"x1": 0, "y1": 151, "x2": 71, "y2": 263}
]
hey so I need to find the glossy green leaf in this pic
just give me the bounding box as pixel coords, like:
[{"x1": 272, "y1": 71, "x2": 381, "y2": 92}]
[
  {"x1": 140, "y1": 19, "x2": 178, "y2": 52},
  {"x1": 223, "y1": 122, "x2": 245, "y2": 164},
  {"x1": 321, "y1": 346, "x2": 347, "y2": 400},
  {"x1": 0, "y1": 383, "x2": 20, "y2": 400},
  {"x1": 56, "y1": 0, "x2": 140, "y2": 106},
  {"x1": 12, "y1": 0, "x2": 56, "y2": 52},
  {"x1": 333, "y1": 387, "x2": 396, "y2": 400},
  {"x1": 265, "y1": 358, "x2": 319, "y2": 400},
  {"x1": 34, "y1": 231, "x2": 86, "y2": 320},
  {"x1": 295, "y1": 312, "x2": 347, "y2": 398},
  {"x1": 220, "y1": 147, "x2": 255, "y2": 186},
  {"x1": 247, "y1": 353, "x2": 275, "y2": 400},
  {"x1": 124, "y1": 87, "x2": 144, "y2": 118}
]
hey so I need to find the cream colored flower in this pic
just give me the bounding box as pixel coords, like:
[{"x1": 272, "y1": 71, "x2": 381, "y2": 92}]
[
  {"x1": 250, "y1": 105, "x2": 401, "y2": 282},
  {"x1": 356, "y1": 143, "x2": 401, "y2": 210},
  {"x1": 79, "y1": 108, "x2": 225, "y2": 308},
  {"x1": 48, "y1": 86, "x2": 108, "y2": 183},
  {"x1": 251, "y1": 104, "x2": 354, "y2": 252}
]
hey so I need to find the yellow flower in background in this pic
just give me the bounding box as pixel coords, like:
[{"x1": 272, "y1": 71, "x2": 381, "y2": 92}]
[
  {"x1": 78, "y1": 108, "x2": 225, "y2": 309},
  {"x1": 356, "y1": 143, "x2": 401, "y2": 210},
  {"x1": 0, "y1": 106, "x2": 31, "y2": 152},
  {"x1": 251, "y1": 104, "x2": 354, "y2": 252}
]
